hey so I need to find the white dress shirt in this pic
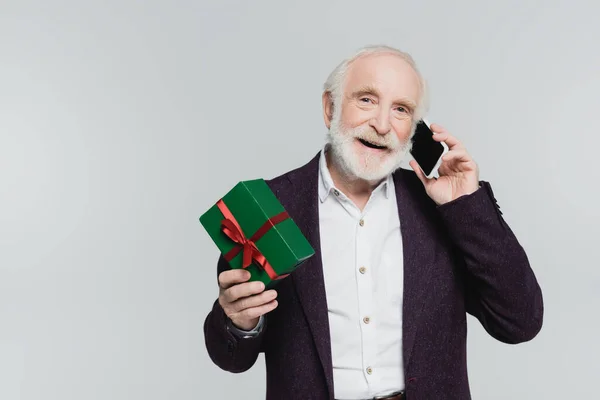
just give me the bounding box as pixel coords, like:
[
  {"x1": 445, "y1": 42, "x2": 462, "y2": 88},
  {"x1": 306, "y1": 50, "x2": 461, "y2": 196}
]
[{"x1": 318, "y1": 146, "x2": 405, "y2": 400}]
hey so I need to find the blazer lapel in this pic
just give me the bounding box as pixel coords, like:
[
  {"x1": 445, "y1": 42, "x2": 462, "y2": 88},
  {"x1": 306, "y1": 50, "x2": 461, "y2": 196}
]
[
  {"x1": 394, "y1": 171, "x2": 437, "y2": 371},
  {"x1": 284, "y1": 154, "x2": 334, "y2": 399}
]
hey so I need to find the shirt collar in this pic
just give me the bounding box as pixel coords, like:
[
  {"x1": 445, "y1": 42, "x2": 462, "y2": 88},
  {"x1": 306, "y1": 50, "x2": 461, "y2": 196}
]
[{"x1": 318, "y1": 145, "x2": 394, "y2": 203}]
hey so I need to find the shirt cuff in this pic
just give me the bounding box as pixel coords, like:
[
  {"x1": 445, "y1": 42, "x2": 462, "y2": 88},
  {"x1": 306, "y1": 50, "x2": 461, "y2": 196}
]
[{"x1": 226, "y1": 315, "x2": 265, "y2": 339}]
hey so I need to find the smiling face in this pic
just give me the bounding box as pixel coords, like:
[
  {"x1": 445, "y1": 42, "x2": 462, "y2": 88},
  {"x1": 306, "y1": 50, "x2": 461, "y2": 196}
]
[{"x1": 324, "y1": 52, "x2": 422, "y2": 182}]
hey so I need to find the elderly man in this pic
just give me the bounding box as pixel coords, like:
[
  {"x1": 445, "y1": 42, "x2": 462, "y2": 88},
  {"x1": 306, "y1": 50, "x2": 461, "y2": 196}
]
[{"x1": 203, "y1": 45, "x2": 543, "y2": 400}]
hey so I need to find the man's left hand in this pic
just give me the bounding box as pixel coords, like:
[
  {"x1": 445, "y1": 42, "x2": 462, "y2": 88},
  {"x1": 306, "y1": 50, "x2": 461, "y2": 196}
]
[{"x1": 409, "y1": 123, "x2": 480, "y2": 206}]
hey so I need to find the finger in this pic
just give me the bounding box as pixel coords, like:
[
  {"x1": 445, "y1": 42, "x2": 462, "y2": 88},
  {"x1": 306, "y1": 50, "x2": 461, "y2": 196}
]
[
  {"x1": 442, "y1": 149, "x2": 472, "y2": 164},
  {"x1": 409, "y1": 160, "x2": 432, "y2": 186},
  {"x1": 218, "y1": 269, "x2": 251, "y2": 289},
  {"x1": 231, "y1": 289, "x2": 278, "y2": 313},
  {"x1": 232, "y1": 300, "x2": 279, "y2": 321},
  {"x1": 431, "y1": 132, "x2": 463, "y2": 150},
  {"x1": 428, "y1": 123, "x2": 448, "y2": 134},
  {"x1": 223, "y1": 280, "x2": 266, "y2": 303}
]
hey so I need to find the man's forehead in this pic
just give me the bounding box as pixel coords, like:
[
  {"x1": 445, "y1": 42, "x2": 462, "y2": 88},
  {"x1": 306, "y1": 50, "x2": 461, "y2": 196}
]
[{"x1": 344, "y1": 52, "x2": 420, "y2": 97}]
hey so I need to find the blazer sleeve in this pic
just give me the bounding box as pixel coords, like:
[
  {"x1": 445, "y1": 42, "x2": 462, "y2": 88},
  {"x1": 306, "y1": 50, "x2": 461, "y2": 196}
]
[
  {"x1": 203, "y1": 255, "x2": 266, "y2": 373},
  {"x1": 436, "y1": 181, "x2": 544, "y2": 344}
]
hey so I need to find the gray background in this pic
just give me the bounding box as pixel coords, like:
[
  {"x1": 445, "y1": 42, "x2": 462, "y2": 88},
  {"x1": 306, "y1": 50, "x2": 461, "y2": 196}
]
[{"x1": 1, "y1": 0, "x2": 598, "y2": 399}]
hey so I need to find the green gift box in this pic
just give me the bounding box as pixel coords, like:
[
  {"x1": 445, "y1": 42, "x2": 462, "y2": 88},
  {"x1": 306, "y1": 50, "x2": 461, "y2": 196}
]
[{"x1": 199, "y1": 179, "x2": 315, "y2": 288}]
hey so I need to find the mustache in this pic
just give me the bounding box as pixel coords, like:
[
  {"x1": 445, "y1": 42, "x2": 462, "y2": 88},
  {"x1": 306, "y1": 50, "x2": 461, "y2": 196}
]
[{"x1": 347, "y1": 126, "x2": 402, "y2": 150}]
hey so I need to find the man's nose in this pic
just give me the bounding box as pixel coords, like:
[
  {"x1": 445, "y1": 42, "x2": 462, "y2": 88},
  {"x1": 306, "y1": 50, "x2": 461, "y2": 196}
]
[{"x1": 369, "y1": 109, "x2": 391, "y2": 135}]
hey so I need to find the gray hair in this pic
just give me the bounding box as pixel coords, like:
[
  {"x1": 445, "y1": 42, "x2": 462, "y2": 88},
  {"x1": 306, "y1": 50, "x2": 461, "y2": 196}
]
[{"x1": 323, "y1": 45, "x2": 429, "y2": 122}]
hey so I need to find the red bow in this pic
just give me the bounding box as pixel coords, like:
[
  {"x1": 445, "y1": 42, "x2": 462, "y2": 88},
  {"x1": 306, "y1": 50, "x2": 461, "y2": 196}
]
[{"x1": 217, "y1": 200, "x2": 288, "y2": 281}]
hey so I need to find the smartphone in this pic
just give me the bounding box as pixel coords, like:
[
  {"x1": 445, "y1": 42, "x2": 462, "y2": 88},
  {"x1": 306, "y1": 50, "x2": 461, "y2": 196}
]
[{"x1": 410, "y1": 119, "x2": 449, "y2": 179}]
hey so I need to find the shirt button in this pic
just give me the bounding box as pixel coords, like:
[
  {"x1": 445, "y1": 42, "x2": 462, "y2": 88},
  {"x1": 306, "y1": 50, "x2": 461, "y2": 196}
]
[
  {"x1": 359, "y1": 219, "x2": 365, "y2": 227},
  {"x1": 333, "y1": 189, "x2": 340, "y2": 196},
  {"x1": 363, "y1": 316, "x2": 371, "y2": 324},
  {"x1": 359, "y1": 266, "x2": 366, "y2": 274},
  {"x1": 366, "y1": 366, "x2": 373, "y2": 375}
]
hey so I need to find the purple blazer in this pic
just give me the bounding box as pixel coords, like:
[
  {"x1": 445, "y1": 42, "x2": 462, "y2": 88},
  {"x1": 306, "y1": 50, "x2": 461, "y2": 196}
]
[{"x1": 204, "y1": 153, "x2": 543, "y2": 399}]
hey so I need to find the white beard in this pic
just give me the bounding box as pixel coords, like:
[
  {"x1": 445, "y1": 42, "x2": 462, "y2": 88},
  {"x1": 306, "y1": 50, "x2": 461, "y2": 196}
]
[{"x1": 325, "y1": 114, "x2": 412, "y2": 182}]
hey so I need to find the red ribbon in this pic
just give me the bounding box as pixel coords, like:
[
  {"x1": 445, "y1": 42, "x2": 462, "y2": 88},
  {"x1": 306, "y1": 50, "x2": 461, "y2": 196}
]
[{"x1": 217, "y1": 199, "x2": 290, "y2": 281}]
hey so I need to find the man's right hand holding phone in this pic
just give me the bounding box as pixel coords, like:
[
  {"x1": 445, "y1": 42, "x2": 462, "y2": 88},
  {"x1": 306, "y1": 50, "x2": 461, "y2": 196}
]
[{"x1": 218, "y1": 269, "x2": 279, "y2": 331}]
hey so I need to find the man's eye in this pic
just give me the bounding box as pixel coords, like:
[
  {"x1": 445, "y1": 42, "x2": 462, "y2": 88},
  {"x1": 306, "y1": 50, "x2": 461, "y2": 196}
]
[
  {"x1": 360, "y1": 97, "x2": 372, "y2": 103},
  {"x1": 396, "y1": 106, "x2": 407, "y2": 113}
]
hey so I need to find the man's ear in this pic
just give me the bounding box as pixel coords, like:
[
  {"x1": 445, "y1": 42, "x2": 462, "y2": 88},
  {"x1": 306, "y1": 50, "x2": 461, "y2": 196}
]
[{"x1": 322, "y1": 91, "x2": 334, "y2": 129}]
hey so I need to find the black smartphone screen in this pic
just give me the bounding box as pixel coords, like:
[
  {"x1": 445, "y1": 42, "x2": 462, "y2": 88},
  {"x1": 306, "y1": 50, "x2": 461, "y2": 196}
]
[{"x1": 410, "y1": 120, "x2": 446, "y2": 176}]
